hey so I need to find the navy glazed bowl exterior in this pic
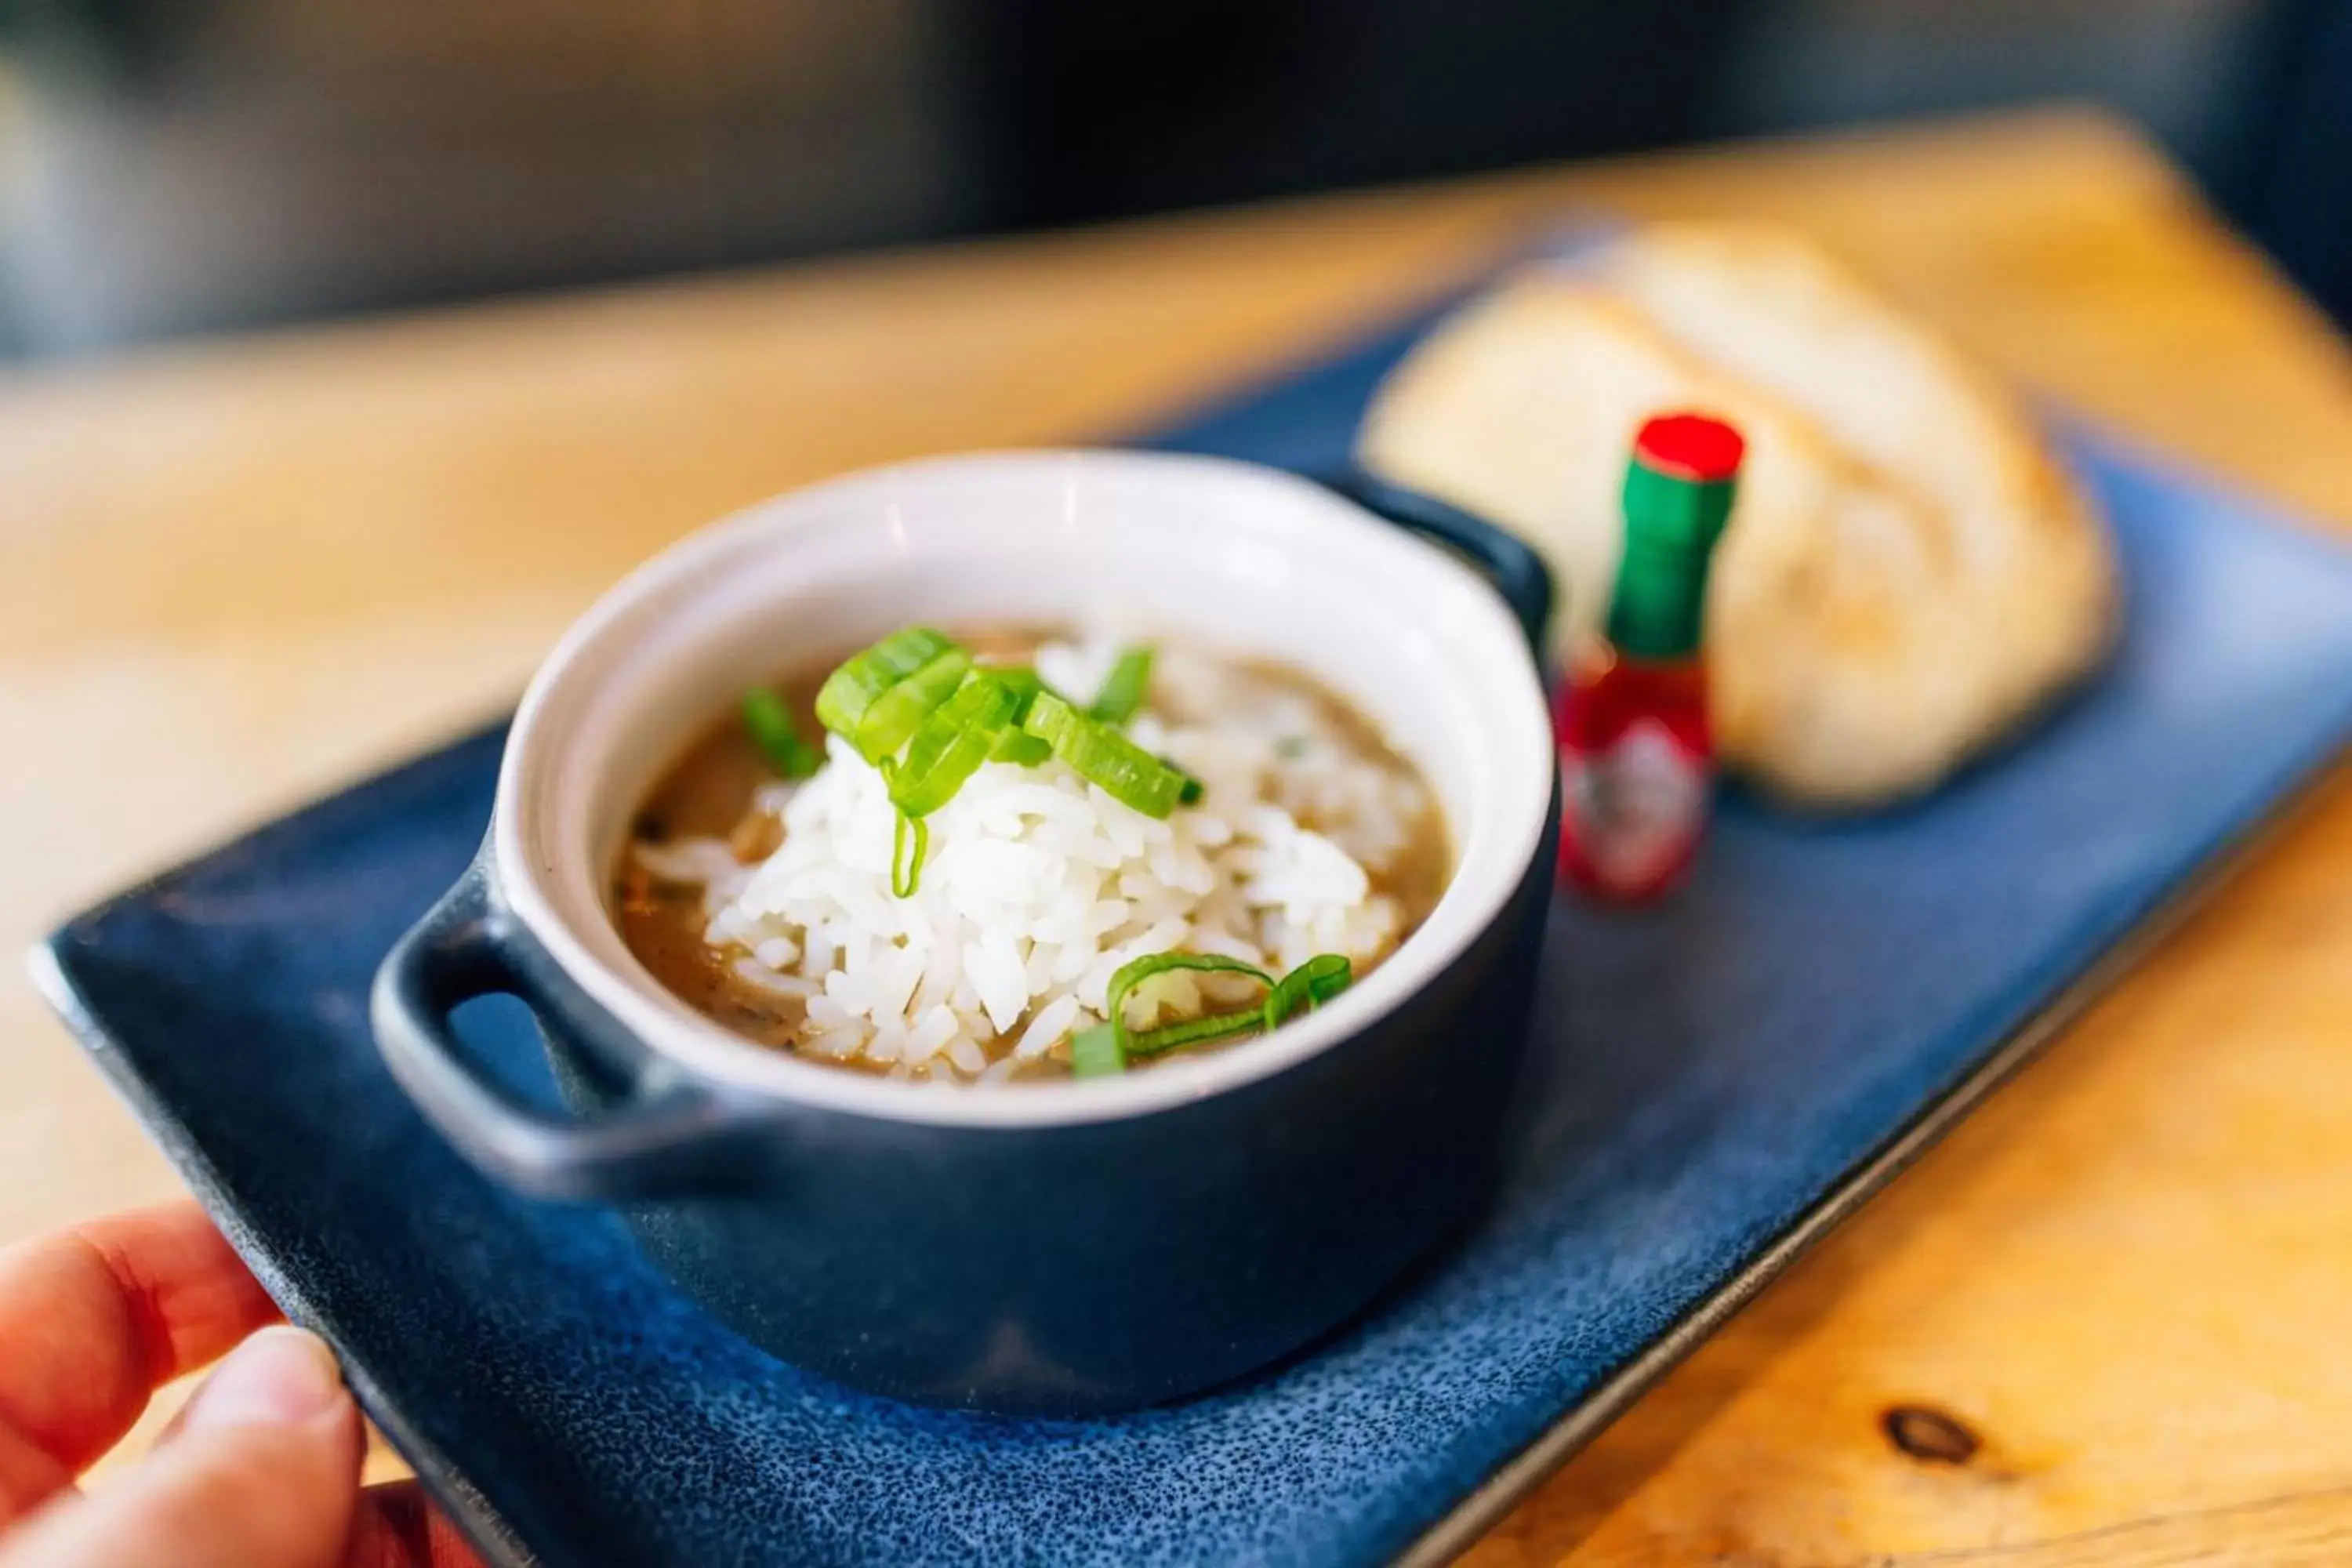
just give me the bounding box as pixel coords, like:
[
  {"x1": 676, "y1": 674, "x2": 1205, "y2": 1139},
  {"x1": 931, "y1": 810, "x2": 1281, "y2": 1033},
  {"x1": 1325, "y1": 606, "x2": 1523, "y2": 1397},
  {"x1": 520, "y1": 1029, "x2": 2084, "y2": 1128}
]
[{"x1": 372, "y1": 451, "x2": 1560, "y2": 1415}]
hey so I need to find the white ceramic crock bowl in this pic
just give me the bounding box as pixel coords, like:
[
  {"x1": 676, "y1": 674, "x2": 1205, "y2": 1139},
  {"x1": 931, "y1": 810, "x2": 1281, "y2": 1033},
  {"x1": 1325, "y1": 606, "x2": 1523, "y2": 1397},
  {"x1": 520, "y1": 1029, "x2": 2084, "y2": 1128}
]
[{"x1": 375, "y1": 448, "x2": 1559, "y2": 1414}]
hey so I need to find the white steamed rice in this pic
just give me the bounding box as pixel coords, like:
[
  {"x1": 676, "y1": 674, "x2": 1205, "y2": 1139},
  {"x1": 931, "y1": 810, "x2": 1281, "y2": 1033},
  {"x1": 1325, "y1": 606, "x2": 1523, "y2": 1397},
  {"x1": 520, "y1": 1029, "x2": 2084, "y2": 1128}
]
[{"x1": 631, "y1": 636, "x2": 1432, "y2": 1083}]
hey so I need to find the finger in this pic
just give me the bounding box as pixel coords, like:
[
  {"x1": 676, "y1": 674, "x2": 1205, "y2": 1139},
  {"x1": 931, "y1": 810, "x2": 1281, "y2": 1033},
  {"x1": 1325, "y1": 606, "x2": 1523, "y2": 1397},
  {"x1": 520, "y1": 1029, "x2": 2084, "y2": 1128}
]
[
  {"x1": 0, "y1": 1432, "x2": 71, "y2": 1537},
  {"x1": 0, "y1": 1327, "x2": 361, "y2": 1568},
  {"x1": 0, "y1": 1202, "x2": 278, "y2": 1521},
  {"x1": 342, "y1": 1481, "x2": 489, "y2": 1568}
]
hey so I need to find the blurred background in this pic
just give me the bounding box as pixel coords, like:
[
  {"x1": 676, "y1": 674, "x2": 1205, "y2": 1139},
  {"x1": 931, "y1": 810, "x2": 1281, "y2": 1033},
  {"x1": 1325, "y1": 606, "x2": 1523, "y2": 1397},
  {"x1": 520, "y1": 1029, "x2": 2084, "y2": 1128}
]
[{"x1": 0, "y1": 0, "x2": 2343, "y2": 359}]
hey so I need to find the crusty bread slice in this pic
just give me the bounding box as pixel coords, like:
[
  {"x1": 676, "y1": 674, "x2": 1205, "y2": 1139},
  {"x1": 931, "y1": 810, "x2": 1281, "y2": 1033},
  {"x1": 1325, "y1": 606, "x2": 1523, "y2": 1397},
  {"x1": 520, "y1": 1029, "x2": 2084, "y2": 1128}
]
[{"x1": 1356, "y1": 226, "x2": 2116, "y2": 808}]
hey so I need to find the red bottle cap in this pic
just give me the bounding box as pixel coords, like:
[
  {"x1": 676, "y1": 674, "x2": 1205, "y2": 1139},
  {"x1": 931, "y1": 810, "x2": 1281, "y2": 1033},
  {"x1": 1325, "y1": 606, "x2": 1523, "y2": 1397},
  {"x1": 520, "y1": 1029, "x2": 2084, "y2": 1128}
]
[{"x1": 1633, "y1": 412, "x2": 1745, "y2": 484}]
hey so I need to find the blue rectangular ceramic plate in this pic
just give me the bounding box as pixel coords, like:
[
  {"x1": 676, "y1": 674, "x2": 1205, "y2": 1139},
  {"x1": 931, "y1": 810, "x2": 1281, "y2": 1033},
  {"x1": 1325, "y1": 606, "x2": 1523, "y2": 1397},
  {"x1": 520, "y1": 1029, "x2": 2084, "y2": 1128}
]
[{"x1": 34, "y1": 284, "x2": 2352, "y2": 1567}]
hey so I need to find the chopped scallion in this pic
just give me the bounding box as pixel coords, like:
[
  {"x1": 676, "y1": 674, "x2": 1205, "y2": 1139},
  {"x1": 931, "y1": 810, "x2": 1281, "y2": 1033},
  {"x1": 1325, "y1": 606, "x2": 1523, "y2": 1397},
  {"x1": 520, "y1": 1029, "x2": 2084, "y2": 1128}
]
[
  {"x1": 1127, "y1": 1006, "x2": 1265, "y2": 1057},
  {"x1": 992, "y1": 666, "x2": 1047, "y2": 719},
  {"x1": 1071, "y1": 948, "x2": 1357, "y2": 1074},
  {"x1": 740, "y1": 688, "x2": 820, "y2": 779},
  {"x1": 851, "y1": 648, "x2": 971, "y2": 764},
  {"x1": 1023, "y1": 689, "x2": 1192, "y2": 818},
  {"x1": 985, "y1": 669, "x2": 1056, "y2": 763},
  {"x1": 815, "y1": 627, "x2": 955, "y2": 747},
  {"x1": 1069, "y1": 1022, "x2": 1124, "y2": 1078},
  {"x1": 1104, "y1": 951, "x2": 1273, "y2": 1059},
  {"x1": 989, "y1": 729, "x2": 1053, "y2": 766},
  {"x1": 890, "y1": 808, "x2": 927, "y2": 898},
  {"x1": 889, "y1": 671, "x2": 1018, "y2": 817},
  {"x1": 1261, "y1": 953, "x2": 1352, "y2": 1033},
  {"x1": 1088, "y1": 646, "x2": 1154, "y2": 726}
]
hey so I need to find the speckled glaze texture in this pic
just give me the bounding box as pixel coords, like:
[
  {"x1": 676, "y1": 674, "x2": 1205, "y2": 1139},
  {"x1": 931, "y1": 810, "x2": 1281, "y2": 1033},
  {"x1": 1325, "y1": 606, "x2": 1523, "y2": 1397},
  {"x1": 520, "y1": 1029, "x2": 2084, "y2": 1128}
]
[
  {"x1": 37, "y1": 307, "x2": 2352, "y2": 1566},
  {"x1": 554, "y1": 832, "x2": 1554, "y2": 1414}
]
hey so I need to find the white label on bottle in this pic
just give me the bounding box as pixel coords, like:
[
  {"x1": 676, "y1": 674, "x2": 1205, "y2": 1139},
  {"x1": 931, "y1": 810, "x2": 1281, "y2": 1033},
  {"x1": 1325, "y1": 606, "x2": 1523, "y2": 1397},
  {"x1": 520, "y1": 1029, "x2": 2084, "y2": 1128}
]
[{"x1": 1566, "y1": 718, "x2": 1707, "y2": 891}]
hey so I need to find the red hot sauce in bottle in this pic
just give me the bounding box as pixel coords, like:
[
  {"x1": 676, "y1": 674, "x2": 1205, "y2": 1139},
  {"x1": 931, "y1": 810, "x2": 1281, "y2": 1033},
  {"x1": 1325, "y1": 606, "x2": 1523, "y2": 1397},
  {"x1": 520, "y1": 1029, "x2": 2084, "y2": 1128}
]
[{"x1": 1556, "y1": 412, "x2": 1744, "y2": 902}]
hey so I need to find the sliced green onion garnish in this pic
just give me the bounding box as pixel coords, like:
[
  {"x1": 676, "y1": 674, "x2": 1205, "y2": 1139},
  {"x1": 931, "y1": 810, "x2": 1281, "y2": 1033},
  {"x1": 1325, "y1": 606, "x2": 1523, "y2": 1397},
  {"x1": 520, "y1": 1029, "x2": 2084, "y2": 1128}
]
[
  {"x1": 851, "y1": 648, "x2": 971, "y2": 764},
  {"x1": 1128, "y1": 1006, "x2": 1265, "y2": 1058},
  {"x1": 740, "y1": 688, "x2": 820, "y2": 779},
  {"x1": 1071, "y1": 948, "x2": 1357, "y2": 1074},
  {"x1": 1021, "y1": 685, "x2": 1083, "y2": 746},
  {"x1": 989, "y1": 729, "x2": 1053, "y2": 766},
  {"x1": 815, "y1": 627, "x2": 956, "y2": 746},
  {"x1": 992, "y1": 666, "x2": 1046, "y2": 719},
  {"x1": 1069, "y1": 1022, "x2": 1124, "y2": 1078},
  {"x1": 1104, "y1": 951, "x2": 1272, "y2": 1059},
  {"x1": 1173, "y1": 764, "x2": 1205, "y2": 805},
  {"x1": 1088, "y1": 645, "x2": 1154, "y2": 725},
  {"x1": 986, "y1": 669, "x2": 1057, "y2": 764},
  {"x1": 890, "y1": 671, "x2": 1018, "y2": 817},
  {"x1": 1023, "y1": 689, "x2": 1192, "y2": 818},
  {"x1": 1262, "y1": 953, "x2": 1352, "y2": 1033},
  {"x1": 890, "y1": 808, "x2": 927, "y2": 898}
]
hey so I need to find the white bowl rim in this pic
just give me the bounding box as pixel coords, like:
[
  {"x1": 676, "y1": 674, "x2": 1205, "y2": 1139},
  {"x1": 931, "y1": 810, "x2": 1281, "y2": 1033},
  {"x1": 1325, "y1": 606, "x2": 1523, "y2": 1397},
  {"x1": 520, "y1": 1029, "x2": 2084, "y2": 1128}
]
[{"x1": 492, "y1": 448, "x2": 1555, "y2": 1129}]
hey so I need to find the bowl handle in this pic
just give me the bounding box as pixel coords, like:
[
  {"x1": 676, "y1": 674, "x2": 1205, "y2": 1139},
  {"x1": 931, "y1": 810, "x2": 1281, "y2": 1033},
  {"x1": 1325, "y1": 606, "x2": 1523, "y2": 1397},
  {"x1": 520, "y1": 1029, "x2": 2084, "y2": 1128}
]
[
  {"x1": 1317, "y1": 470, "x2": 1555, "y2": 656},
  {"x1": 372, "y1": 868, "x2": 757, "y2": 1201}
]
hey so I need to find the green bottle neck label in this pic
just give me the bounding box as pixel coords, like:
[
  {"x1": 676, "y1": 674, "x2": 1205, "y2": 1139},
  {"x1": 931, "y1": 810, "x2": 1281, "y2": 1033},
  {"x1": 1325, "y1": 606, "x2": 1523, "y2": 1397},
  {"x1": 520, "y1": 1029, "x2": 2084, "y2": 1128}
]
[{"x1": 1605, "y1": 459, "x2": 1733, "y2": 661}]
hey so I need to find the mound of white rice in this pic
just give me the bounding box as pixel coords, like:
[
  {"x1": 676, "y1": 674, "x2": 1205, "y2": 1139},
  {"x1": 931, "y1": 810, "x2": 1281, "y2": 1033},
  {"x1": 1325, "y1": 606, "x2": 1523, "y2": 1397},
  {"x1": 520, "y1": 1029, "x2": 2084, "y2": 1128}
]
[{"x1": 632, "y1": 638, "x2": 1428, "y2": 1083}]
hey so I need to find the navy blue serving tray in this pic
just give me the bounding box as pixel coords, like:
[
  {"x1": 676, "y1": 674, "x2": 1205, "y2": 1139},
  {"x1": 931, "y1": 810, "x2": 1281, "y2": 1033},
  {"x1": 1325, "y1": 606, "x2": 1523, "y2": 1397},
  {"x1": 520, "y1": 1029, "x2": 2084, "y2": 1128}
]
[{"x1": 34, "y1": 289, "x2": 2352, "y2": 1566}]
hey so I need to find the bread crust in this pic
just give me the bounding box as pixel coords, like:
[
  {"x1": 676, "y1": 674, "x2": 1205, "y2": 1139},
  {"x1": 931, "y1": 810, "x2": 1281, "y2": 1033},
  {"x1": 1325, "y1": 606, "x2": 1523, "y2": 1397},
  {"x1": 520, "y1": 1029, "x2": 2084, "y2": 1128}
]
[{"x1": 1357, "y1": 224, "x2": 2117, "y2": 808}]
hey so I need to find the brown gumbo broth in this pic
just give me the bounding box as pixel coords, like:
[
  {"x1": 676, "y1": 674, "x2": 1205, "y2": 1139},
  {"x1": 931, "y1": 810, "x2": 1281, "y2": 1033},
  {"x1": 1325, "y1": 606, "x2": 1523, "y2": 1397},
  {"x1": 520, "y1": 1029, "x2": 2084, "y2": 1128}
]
[{"x1": 614, "y1": 629, "x2": 1449, "y2": 1081}]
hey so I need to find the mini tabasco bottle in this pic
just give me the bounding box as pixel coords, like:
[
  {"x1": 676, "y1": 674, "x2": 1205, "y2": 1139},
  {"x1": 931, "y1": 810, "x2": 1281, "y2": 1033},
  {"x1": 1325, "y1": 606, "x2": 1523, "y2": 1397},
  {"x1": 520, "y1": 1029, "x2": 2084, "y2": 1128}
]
[{"x1": 1556, "y1": 412, "x2": 1744, "y2": 902}]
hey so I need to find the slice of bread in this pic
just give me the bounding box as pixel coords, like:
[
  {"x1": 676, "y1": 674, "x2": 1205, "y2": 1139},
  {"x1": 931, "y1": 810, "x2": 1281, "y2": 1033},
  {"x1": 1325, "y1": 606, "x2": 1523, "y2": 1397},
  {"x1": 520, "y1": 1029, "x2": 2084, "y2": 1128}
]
[{"x1": 1356, "y1": 223, "x2": 2116, "y2": 808}]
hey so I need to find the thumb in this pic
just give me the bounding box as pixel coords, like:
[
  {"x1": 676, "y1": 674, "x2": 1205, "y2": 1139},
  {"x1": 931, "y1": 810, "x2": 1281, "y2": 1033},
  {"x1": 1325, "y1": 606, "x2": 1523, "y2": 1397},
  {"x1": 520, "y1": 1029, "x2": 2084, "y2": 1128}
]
[{"x1": 0, "y1": 1326, "x2": 363, "y2": 1568}]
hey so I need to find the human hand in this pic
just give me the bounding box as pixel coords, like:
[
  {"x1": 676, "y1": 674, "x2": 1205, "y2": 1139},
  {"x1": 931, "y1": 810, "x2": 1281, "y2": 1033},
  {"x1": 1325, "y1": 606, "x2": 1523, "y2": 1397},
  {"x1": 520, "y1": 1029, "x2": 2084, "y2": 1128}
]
[{"x1": 0, "y1": 1201, "x2": 484, "y2": 1568}]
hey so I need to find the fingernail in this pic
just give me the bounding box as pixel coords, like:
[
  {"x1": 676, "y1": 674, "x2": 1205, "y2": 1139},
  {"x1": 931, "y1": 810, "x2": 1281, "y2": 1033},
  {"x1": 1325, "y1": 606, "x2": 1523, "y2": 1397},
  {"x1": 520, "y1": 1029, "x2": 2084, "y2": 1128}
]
[{"x1": 184, "y1": 1325, "x2": 345, "y2": 1431}]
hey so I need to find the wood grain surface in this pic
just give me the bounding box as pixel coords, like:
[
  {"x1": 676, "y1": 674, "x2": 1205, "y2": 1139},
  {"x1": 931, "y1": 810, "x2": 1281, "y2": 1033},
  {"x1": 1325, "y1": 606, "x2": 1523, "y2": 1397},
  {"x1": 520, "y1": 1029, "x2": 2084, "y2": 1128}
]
[{"x1": 5, "y1": 108, "x2": 2351, "y2": 1560}]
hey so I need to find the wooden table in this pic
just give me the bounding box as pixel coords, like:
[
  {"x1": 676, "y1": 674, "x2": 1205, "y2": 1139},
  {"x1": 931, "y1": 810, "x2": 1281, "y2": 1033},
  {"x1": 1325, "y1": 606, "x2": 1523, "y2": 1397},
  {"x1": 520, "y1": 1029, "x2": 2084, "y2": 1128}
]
[{"x1": 8, "y1": 109, "x2": 2352, "y2": 1563}]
